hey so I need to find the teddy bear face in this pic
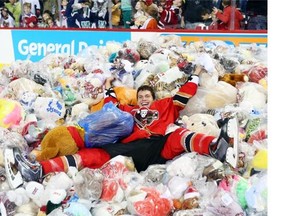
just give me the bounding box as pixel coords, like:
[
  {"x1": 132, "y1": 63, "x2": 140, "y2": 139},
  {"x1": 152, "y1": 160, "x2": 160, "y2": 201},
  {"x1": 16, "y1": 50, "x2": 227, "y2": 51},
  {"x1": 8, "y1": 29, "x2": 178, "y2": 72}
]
[
  {"x1": 182, "y1": 197, "x2": 200, "y2": 209},
  {"x1": 181, "y1": 113, "x2": 220, "y2": 137}
]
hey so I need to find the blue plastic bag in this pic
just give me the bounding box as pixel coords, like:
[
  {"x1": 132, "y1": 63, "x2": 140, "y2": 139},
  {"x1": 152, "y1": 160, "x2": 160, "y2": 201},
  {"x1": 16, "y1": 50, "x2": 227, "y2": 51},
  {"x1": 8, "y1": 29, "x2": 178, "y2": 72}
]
[{"x1": 78, "y1": 102, "x2": 134, "y2": 147}]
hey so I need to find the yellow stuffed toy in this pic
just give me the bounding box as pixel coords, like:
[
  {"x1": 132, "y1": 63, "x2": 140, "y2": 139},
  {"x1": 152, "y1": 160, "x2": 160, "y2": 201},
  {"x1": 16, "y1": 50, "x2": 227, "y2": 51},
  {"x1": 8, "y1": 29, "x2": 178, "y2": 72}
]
[
  {"x1": 243, "y1": 149, "x2": 268, "y2": 178},
  {"x1": 31, "y1": 125, "x2": 85, "y2": 161}
]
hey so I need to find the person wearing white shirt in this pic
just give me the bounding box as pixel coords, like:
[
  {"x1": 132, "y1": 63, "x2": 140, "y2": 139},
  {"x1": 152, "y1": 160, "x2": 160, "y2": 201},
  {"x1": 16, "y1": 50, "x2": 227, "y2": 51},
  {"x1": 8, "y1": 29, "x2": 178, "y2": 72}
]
[{"x1": 0, "y1": 7, "x2": 15, "y2": 27}]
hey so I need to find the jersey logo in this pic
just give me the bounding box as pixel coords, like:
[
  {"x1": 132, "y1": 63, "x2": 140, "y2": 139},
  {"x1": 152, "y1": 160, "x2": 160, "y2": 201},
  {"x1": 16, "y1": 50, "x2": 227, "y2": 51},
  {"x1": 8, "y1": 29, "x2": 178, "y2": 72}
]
[{"x1": 133, "y1": 107, "x2": 159, "y2": 129}]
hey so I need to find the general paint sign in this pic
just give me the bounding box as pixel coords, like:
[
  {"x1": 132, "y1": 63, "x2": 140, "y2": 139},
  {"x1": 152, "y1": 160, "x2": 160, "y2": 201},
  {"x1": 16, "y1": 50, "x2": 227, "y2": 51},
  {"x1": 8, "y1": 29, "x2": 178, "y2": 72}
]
[{"x1": 0, "y1": 29, "x2": 267, "y2": 64}]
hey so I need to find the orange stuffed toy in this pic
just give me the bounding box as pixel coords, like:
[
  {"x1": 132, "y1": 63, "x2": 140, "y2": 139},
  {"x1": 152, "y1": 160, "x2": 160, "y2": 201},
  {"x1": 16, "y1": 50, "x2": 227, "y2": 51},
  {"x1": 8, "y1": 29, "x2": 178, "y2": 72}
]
[{"x1": 90, "y1": 86, "x2": 137, "y2": 112}]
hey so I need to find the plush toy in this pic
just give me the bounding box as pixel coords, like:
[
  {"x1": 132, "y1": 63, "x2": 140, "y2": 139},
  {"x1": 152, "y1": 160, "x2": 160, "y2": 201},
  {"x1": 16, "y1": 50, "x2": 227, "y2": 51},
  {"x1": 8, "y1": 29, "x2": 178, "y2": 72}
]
[
  {"x1": 0, "y1": 167, "x2": 10, "y2": 191},
  {"x1": 180, "y1": 81, "x2": 238, "y2": 116},
  {"x1": 146, "y1": 51, "x2": 171, "y2": 74},
  {"x1": 36, "y1": 172, "x2": 75, "y2": 214},
  {"x1": 109, "y1": 59, "x2": 135, "y2": 88},
  {"x1": 32, "y1": 97, "x2": 66, "y2": 122},
  {"x1": 100, "y1": 155, "x2": 135, "y2": 202},
  {"x1": 137, "y1": 38, "x2": 159, "y2": 60},
  {"x1": 236, "y1": 82, "x2": 267, "y2": 110},
  {"x1": 243, "y1": 149, "x2": 268, "y2": 178},
  {"x1": 206, "y1": 188, "x2": 245, "y2": 216},
  {"x1": 133, "y1": 14, "x2": 148, "y2": 28},
  {"x1": 3, "y1": 77, "x2": 46, "y2": 100},
  {"x1": 73, "y1": 168, "x2": 104, "y2": 201},
  {"x1": 91, "y1": 201, "x2": 127, "y2": 216},
  {"x1": 113, "y1": 86, "x2": 137, "y2": 105},
  {"x1": 15, "y1": 201, "x2": 40, "y2": 216},
  {"x1": 245, "y1": 171, "x2": 267, "y2": 214},
  {"x1": 117, "y1": 47, "x2": 141, "y2": 65},
  {"x1": 90, "y1": 86, "x2": 137, "y2": 113},
  {"x1": 181, "y1": 113, "x2": 220, "y2": 137},
  {"x1": 181, "y1": 185, "x2": 200, "y2": 210},
  {"x1": 139, "y1": 66, "x2": 187, "y2": 99},
  {"x1": 30, "y1": 125, "x2": 83, "y2": 161},
  {"x1": 166, "y1": 176, "x2": 191, "y2": 199},
  {"x1": 1, "y1": 60, "x2": 34, "y2": 82},
  {"x1": 219, "y1": 73, "x2": 249, "y2": 87},
  {"x1": 243, "y1": 64, "x2": 267, "y2": 84},
  {"x1": 6, "y1": 187, "x2": 30, "y2": 207},
  {"x1": 166, "y1": 154, "x2": 199, "y2": 179},
  {"x1": 25, "y1": 181, "x2": 45, "y2": 207},
  {"x1": 126, "y1": 185, "x2": 173, "y2": 216},
  {"x1": 76, "y1": 73, "x2": 105, "y2": 107},
  {"x1": 0, "y1": 98, "x2": 25, "y2": 129},
  {"x1": 220, "y1": 56, "x2": 241, "y2": 73}
]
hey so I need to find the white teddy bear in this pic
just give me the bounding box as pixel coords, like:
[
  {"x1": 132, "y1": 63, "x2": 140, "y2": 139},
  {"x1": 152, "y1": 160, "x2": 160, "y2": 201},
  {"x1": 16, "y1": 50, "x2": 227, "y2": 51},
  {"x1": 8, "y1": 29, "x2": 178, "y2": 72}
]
[{"x1": 181, "y1": 113, "x2": 220, "y2": 137}]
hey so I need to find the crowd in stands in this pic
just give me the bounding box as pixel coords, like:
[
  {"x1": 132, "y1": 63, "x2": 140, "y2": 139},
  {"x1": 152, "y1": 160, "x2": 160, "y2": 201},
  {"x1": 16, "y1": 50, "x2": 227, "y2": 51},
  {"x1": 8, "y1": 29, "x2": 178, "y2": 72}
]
[{"x1": 0, "y1": 0, "x2": 267, "y2": 30}]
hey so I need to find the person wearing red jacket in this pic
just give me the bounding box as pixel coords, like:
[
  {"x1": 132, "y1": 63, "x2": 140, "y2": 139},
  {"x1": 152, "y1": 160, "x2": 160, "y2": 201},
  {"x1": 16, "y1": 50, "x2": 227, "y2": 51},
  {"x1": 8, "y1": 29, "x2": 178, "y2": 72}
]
[
  {"x1": 21, "y1": 2, "x2": 38, "y2": 28},
  {"x1": 159, "y1": 0, "x2": 182, "y2": 29},
  {"x1": 212, "y1": 0, "x2": 244, "y2": 30},
  {"x1": 10, "y1": 65, "x2": 239, "y2": 184}
]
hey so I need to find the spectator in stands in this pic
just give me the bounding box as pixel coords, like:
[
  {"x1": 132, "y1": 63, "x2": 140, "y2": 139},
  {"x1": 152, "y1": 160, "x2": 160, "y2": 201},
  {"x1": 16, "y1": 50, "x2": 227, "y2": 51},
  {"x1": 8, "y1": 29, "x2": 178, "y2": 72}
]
[
  {"x1": 158, "y1": 0, "x2": 182, "y2": 29},
  {"x1": 59, "y1": 0, "x2": 68, "y2": 27},
  {"x1": 0, "y1": 0, "x2": 4, "y2": 8},
  {"x1": 42, "y1": 0, "x2": 60, "y2": 22},
  {"x1": 212, "y1": 0, "x2": 222, "y2": 9},
  {"x1": 158, "y1": 0, "x2": 173, "y2": 10},
  {"x1": 0, "y1": 6, "x2": 15, "y2": 27},
  {"x1": 46, "y1": 17, "x2": 58, "y2": 27},
  {"x1": 181, "y1": 0, "x2": 213, "y2": 29},
  {"x1": 121, "y1": 0, "x2": 132, "y2": 28},
  {"x1": 22, "y1": 0, "x2": 41, "y2": 18},
  {"x1": 65, "y1": 0, "x2": 78, "y2": 28},
  {"x1": 21, "y1": 2, "x2": 38, "y2": 28},
  {"x1": 212, "y1": 0, "x2": 244, "y2": 30},
  {"x1": 201, "y1": 7, "x2": 222, "y2": 30},
  {"x1": 129, "y1": 0, "x2": 146, "y2": 29},
  {"x1": 140, "y1": 2, "x2": 163, "y2": 29},
  {"x1": 40, "y1": 9, "x2": 54, "y2": 27},
  {"x1": 245, "y1": 0, "x2": 267, "y2": 30},
  {"x1": 66, "y1": 0, "x2": 93, "y2": 28},
  {"x1": 200, "y1": 8, "x2": 213, "y2": 27},
  {"x1": 90, "y1": 0, "x2": 109, "y2": 28},
  {"x1": 238, "y1": 0, "x2": 247, "y2": 14},
  {"x1": 111, "y1": 0, "x2": 122, "y2": 27},
  {"x1": 5, "y1": 0, "x2": 21, "y2": 27}
]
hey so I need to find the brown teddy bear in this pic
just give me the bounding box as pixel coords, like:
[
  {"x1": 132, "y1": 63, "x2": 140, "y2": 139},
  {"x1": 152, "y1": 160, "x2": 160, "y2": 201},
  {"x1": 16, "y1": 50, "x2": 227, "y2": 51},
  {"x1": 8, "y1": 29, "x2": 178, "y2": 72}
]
[{"x1": 219, "y1": 73, "x2": 248, "y2": 87}]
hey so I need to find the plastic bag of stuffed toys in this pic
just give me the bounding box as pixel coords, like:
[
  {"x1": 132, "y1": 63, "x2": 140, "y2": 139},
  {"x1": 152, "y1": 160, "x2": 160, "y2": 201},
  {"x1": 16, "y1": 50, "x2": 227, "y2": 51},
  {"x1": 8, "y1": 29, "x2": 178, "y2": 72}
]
[{"x1": 78, "y1": 102, "x2": 134, "y2": 147}]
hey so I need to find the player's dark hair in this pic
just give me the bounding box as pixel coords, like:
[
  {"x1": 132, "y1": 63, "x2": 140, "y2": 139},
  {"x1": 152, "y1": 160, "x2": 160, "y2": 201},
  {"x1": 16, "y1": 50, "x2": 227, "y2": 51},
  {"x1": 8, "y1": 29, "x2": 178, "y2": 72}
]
[{"x1": 137, "y1": 85, "x2": 156, "y2": 100}]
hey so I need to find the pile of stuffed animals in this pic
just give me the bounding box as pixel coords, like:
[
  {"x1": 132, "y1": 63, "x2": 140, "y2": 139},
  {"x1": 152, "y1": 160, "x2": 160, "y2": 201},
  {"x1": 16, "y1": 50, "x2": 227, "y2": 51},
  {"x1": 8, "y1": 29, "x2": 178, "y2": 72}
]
[{"x1": 0, "y1": 35, "x2": 267, "y2": 215}]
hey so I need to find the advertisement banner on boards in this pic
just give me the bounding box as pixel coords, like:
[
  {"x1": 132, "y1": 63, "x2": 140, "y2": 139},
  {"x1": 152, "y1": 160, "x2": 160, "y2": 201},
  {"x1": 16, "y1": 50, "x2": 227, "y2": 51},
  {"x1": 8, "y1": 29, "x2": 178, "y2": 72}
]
[
  {"x1": 0, "y1": 29, "x2": 267, "y2": 65},
  {"x1": 11, "y1": 30, "x2": 131, "y2": 62}
]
